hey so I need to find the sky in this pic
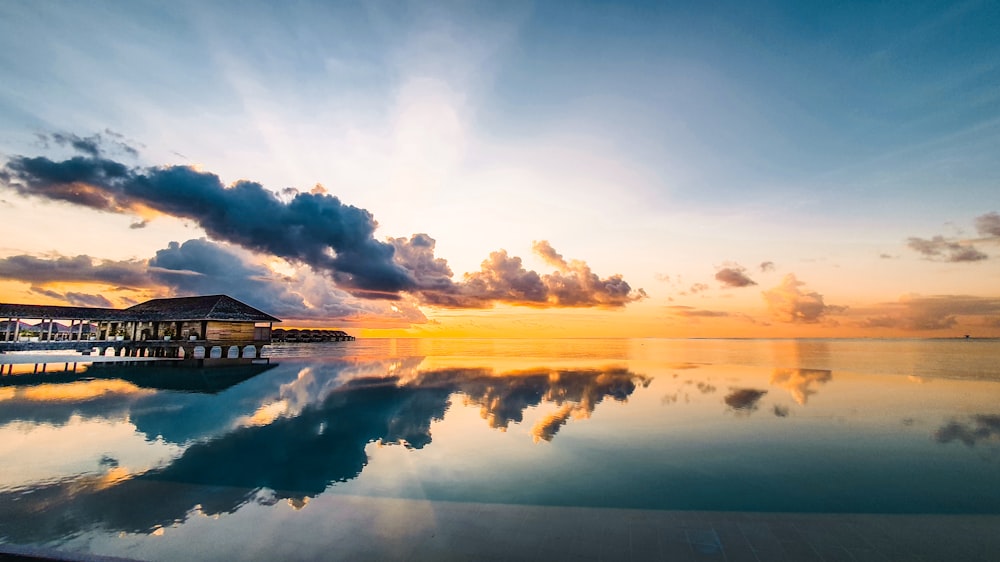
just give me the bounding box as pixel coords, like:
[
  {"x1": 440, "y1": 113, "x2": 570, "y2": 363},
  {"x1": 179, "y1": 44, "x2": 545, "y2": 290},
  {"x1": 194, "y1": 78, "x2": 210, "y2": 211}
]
[{"x1": 0, "y1": 0, "x2": 998, "y2": 338}]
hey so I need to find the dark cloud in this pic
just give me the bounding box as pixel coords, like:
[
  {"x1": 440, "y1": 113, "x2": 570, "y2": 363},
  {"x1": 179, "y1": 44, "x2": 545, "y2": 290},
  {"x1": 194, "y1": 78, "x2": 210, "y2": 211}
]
[
  {"x1": 975, "y1": 212, "x2": 1000, "y2": 238},
  {"x1": 762, "y1": 274, "x2": 845, "y2": 323},
  {"x1": 879, "y1": 253, "x2": 896, "y2": 259},
  {"x1": 397, "y1": 237, "x2": 646, "y2": 309},
  {"x1": 0, "y1": 241, "x2": 423, "y2": 325},
  {"x1": 715, "y1": 265, "x2": 757, "y2": 288},
  {"x1": 907, "y1": 236, "x2": 987, "y2": 262},
  {"x1": 0, "y1": 254, "x2": 151, "y2": 287},
  {"x1": 28, "y1": 285, "x2": 63, "y2": 300},
  {"x1": 2, "y1": 150, "x2": 645, "y2": 310},
  {"x1": 724, "y1": 388, "x2": 767, "y2": 413},
  {"x1": 773, "y1": 405, "x2": 790, "y2": 417},
  {"x1": 860, "y1": 295, "x2": 1000, "y2": 331},
  {"x1": 759, "y1": 261, "x2": 775, "y2": 272},
  {"x1": 934, "y1": 414, "x2": 1000, "y2": 446},
  {"x1": 29, "y1": 286, "x2": 115, "y2": 308},
  {"x1": 64, "y1": 292, "x2": 114, "y2": 307},
  {"x1": 129, "y1": 219, "x2": 148, "y2": 229},
  {"x1": 1, "y1": 154, "x2": 414, "y2": 296}
]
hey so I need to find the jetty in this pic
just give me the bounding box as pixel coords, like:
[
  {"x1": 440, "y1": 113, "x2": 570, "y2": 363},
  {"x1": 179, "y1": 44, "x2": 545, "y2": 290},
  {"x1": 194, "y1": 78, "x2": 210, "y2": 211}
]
[{"x1": 0, "y1": 294, "x2": 283, "y2": 365}]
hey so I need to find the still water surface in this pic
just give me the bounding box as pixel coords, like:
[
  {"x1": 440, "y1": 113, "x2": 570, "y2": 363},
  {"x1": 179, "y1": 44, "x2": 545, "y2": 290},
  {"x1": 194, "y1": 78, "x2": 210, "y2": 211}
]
[{"x1": 1, "y1": 338, "x2": 999, "y2": 556}]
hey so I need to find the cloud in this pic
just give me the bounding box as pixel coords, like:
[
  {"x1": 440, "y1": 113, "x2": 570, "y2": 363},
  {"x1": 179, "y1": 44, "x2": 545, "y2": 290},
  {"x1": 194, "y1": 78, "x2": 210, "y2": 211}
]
[
  {"x1": 395, "y1": 236, "x2": 646, "y2": 309},
  {"x1": 27, "y1": 285, "x2": 115, "y2": 308},
  {"x1": 907, "y1": 236, "x2": 987, "y2": 262},
  {"x1": 975, "y1": 212, "x2": 1000, "y2": 238},
  {"x1": 388, "y1": 233, "x2": 456, "y2": 293},
  {"x1": 0, "y1": 254, "x2": 152, "y2": 287},
  {"x1": 666, "y1": 306, "x2": 730, "y2": 318},
  {"x1": 148, "y1": 239, "x2": 427, "y2": 325},
  {"x1": 2, "y1": 148, "x2": 646, "y2": 310},
  {"x1": 934, "y1": 414, "x2": 1000, "y2": 446},
  {"x1": 860, "y1": 295, "x2": 1000, "y2": 331},
  {"x1": 532, "y1": 240, "x2": 569, "y2": 270},
  {"x1": 65, "y1": 292, "x2": 114, "y2": 307},
  {"x1": 687, "y1": 283, "x2": 709, "y2": 294},
  {"x1": 28, "y1": 285, "x2": 64, "y2": 300},
  {"x1": 759, "y1": 261, "x2": 775, "y2": 272},
  {"x1": 905, "y1": 212, "x2": 1000, "y2": 262},
  {"x1": 47, "y1": 131, "x2": 139, "y2": 158},
  {"x1": 148, "y1": 239, "x2": 308, "y2": 315},
  {"x1": 0, "y1": 240, "x2": 426, "y2": 325},
  {"x1": 762, "y1": 274, "x2": 844, "y2": 323},
  {"x1": 1, "y1": 154, "x2": 415, "y2": 296},
  {"x1": 715, "y1": 264, "x2": 756, "y2": 288}
]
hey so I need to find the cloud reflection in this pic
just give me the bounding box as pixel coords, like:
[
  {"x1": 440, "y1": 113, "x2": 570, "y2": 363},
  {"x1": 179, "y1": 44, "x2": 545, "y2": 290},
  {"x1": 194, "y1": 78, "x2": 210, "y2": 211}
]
[
  {"x1": 0, "y1": 360, "x2": 649, "y2": 542},
  {"x1": 934, "y1": 414, "x2": 1000, "y2": 447},
  {"x1": 724, "y1": 388, "x2": 768, "y2": 414},
  {"x1": 770, "y1": 368, "x2": 832, "y2": 405}
]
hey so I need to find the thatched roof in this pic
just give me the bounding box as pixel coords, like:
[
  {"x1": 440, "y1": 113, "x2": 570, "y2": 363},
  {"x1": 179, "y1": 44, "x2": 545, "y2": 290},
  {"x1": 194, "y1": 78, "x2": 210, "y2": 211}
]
[
  {"x1": 124, "y1": 295, "x2": 280, "y2": 322},
  {"x1": 0, "y1": 304, "x2": 123, "y2": 321},
  {"x1": 0, "y1": 295, "x2": 280, "y2": 323}
]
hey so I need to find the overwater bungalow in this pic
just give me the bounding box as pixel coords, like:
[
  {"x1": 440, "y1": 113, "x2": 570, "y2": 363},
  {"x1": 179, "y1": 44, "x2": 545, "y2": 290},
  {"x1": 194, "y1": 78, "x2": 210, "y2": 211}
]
[
  {"x1": 271, "y1": 327, "x2": 355, "y2": 342},
  {"x1": 0, "y1": 294, "x2": 281, "y2": 361}
]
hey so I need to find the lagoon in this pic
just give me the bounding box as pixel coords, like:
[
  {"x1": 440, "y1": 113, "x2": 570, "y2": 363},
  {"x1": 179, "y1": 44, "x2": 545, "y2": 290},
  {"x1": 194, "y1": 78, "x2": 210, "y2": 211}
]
[{"x1": 2, "y1": 338, "x2": 999, "y2": 560}]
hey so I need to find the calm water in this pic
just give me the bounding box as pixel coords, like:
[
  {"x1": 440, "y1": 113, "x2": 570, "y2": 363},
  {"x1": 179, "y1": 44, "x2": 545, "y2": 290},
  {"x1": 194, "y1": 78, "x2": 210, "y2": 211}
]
[{"x1": 1, "y1": 338, "x2": 999, "y2": 557}]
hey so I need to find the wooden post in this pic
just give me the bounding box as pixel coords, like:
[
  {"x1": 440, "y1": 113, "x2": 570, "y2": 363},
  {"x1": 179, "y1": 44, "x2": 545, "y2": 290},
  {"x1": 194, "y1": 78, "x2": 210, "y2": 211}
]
[
  {"x1": 3, "y1": 317, "x2": 10, "y2": 342},
  {"x1": 78, "y1": 320, "x2": 86, "y2": 341},
  {"x1": 13, "y1": 318, "x2": 21, "y2": 341},
  {"x1": 46, "y1": 318, "x2": 54, "y2": 341}
]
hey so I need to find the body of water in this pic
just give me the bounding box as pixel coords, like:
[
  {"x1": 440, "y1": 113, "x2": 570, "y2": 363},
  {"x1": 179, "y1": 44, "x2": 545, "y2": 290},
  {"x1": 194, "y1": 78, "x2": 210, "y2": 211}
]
[{"x1": 1, "y1": 338, "x2": 998, "y2": 560}]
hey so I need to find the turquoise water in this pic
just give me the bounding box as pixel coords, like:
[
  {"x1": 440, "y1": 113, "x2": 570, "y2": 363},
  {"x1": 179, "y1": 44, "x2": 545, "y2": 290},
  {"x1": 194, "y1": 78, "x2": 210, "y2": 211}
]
[{"x1": 1, "y1": 338, "x2": 999, "y2": 552}]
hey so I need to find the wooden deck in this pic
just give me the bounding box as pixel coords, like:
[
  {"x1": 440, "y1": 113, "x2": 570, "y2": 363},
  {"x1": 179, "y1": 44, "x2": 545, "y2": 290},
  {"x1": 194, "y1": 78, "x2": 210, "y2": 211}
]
[{"x1": 0, "y1": 338, "x2": 270, "y2": 361}]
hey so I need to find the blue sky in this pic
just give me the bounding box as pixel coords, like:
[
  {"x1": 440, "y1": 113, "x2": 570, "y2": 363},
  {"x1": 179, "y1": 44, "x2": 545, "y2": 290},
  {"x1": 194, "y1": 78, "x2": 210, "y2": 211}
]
[{"x1": 1, "y1": 0, "x2": 998, "y2": 336}]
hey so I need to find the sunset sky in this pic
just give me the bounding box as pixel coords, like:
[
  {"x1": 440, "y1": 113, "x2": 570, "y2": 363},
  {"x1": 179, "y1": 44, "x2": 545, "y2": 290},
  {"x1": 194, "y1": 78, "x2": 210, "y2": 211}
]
[{"x1": 0, "y1": 1, "x2": 998, "y2": 338}]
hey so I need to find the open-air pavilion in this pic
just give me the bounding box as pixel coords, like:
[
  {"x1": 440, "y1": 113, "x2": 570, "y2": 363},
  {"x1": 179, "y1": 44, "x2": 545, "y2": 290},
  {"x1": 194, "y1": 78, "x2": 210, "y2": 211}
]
[{"x1": 0, "y1": 294, "x2": 280, "y2": 362}]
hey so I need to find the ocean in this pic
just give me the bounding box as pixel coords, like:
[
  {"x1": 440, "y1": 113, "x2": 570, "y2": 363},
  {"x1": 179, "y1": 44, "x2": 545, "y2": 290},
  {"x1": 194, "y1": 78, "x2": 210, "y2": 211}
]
[{"x1": 1, "y1": 338, "x2": 998, "y2": 560}]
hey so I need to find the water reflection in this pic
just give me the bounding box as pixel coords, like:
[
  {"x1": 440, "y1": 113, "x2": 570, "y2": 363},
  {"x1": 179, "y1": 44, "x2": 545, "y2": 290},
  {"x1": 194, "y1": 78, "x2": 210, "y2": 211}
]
[
  {"x1": 0, "y1": 359, "x2": 647, "y2": 542},
  {"x1": 770, "y1": 368, "x2": 833, "y2": 405},
  {"x1": 723, "y1": 388, "x2": 768, "y2": 414},
  {"x1": 4, "y1": 339, "x2": 1000, "y2": 552},
  {"x1": 935, "y1": 415, "x2": 1000, "y2": 446}
]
